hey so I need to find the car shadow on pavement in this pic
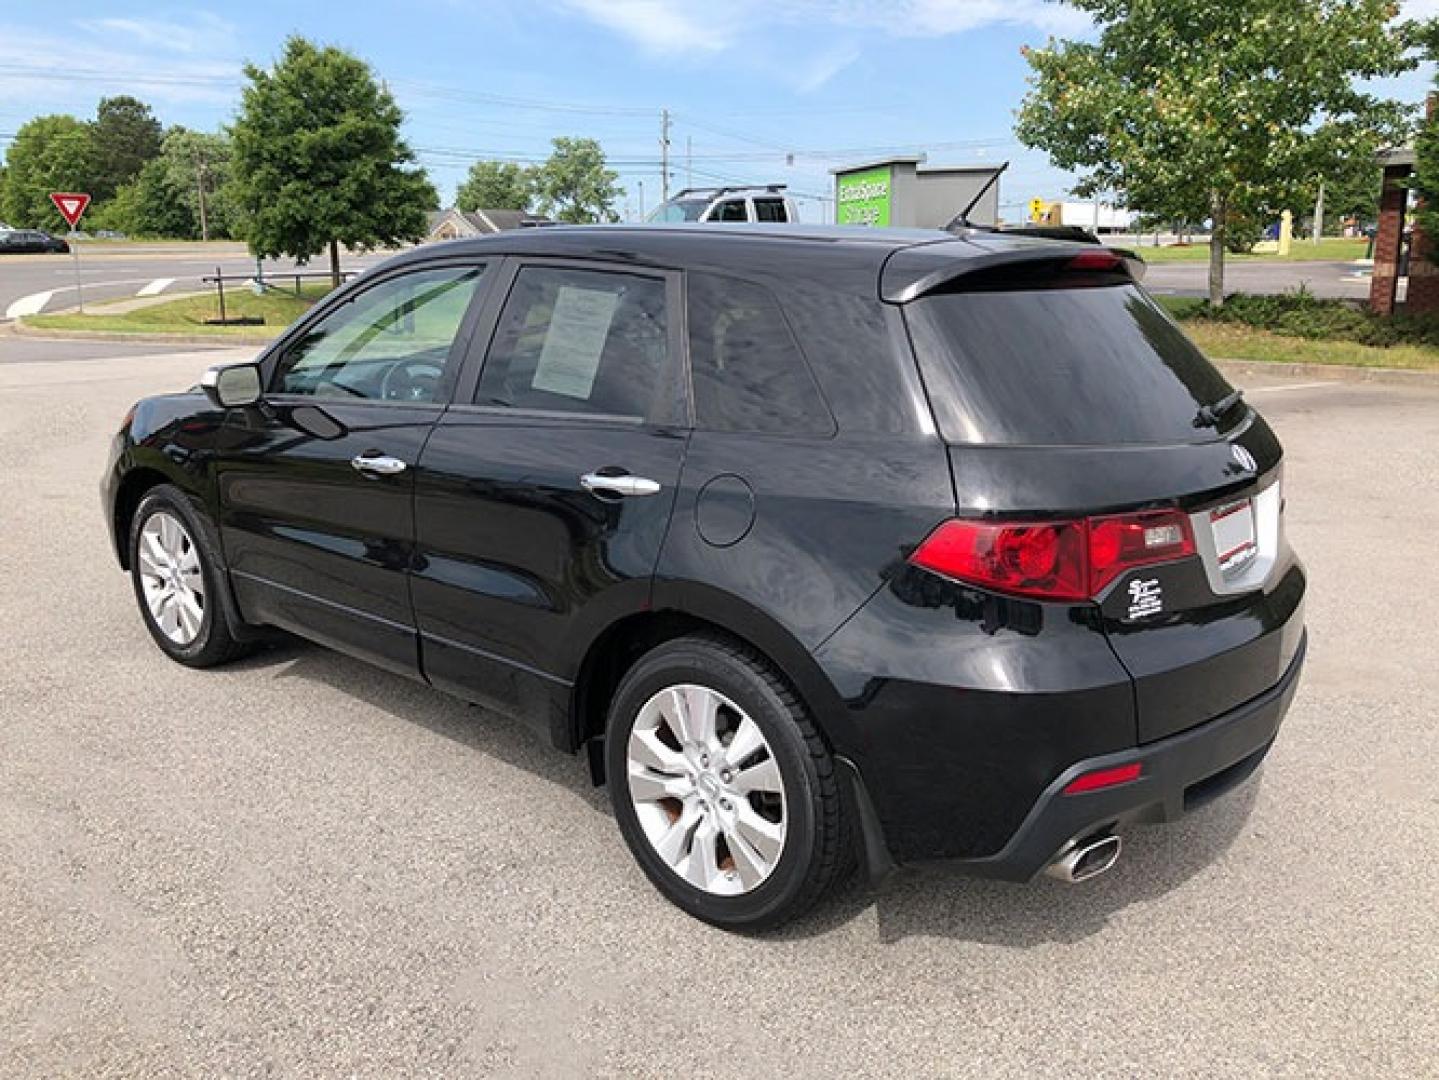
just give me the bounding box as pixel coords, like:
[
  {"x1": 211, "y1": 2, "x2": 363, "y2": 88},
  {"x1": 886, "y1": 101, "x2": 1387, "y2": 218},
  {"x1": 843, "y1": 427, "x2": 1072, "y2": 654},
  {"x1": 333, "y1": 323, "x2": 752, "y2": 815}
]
[
  {"x1": 237, "y1": 638, "x2": 1261, "y2": 948},
  {"x1": 780, "y1": 779, "x2": 1261, "y2": 946},
  {"x1": 238, "y1": 638, "x2": 611, "y2": 818}
]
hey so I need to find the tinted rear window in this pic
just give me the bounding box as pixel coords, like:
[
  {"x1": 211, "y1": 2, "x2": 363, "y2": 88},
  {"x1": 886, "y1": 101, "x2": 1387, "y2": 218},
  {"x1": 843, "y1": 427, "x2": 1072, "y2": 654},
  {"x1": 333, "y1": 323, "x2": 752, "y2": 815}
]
[{"x1": 905, "y1": 284, "x2": 1237, "y2": 446}]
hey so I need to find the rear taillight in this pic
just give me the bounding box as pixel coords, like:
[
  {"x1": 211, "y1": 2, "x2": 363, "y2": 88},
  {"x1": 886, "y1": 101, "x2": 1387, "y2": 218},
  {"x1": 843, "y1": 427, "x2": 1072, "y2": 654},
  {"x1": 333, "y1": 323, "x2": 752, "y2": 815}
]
[
  {"x1": 1086, "y1": 508, "x2": 1194, "y2": 594},
  {"x1": 910, "y1": 509, "x2": 1195, "y2": 602}
]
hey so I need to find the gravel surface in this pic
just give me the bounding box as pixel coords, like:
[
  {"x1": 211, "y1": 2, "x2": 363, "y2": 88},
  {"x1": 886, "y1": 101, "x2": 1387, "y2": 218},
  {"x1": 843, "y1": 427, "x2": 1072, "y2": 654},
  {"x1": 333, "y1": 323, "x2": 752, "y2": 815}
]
[{"x1": 1, "y1": 348, "x2": 1435, "y2": 1078}]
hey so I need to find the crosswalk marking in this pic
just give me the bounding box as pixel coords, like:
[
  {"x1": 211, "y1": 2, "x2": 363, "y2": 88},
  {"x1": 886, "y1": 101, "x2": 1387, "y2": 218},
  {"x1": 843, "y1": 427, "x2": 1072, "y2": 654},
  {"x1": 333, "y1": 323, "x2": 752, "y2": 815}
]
[
  {"x1": 137, "y1": 278, "x2": 175, "y2": 297},
  {"x1": 5, "y1": 290, "x2": 55, "y2": 320}
]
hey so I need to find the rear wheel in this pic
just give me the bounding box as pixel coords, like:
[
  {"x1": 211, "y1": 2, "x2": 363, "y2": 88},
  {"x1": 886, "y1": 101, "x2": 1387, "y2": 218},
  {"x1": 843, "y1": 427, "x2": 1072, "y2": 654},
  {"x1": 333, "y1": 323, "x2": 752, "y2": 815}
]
[
  {"x1": 129, "y1": 485, "x2": 252, "y2": 668},
  {"x1": 605, "y1": 634, "x2": 851, "y2": 930}
]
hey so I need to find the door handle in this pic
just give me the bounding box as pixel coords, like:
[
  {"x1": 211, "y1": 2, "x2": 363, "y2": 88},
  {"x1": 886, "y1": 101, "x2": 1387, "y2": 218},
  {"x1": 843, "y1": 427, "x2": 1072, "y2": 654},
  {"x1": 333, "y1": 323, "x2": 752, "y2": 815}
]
[
  {"x1": 351, "y1": 453, "x2": 407, "y2": 476},
  {"x1": 580, "y1": 472, "x2": 662, "y2": 498}
]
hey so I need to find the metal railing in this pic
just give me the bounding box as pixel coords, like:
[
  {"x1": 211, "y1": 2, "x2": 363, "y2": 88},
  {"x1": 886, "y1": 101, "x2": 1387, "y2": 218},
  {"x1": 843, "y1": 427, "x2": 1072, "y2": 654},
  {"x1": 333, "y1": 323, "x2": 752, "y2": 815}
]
[{"x1": 200, "y1": 267, "x2": 358, "y2": 325}]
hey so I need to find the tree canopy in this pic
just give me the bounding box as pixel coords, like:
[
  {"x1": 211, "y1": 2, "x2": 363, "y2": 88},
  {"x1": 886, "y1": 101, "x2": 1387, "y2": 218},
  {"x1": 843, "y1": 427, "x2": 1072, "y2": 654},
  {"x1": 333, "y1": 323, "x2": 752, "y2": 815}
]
[
  {"x1": 456, "y1": 160, "x2": 533, "y2": 211},
  {"x1": 91, "y1": 96, "x2": 163, "y2": 200},
  {"x1": 0, "y1": 114, "x2": 96, "y2": 229},
  {"x1": 230, "y1": 36, "x2": 437, "y2": 283},
  {"x1": 531, "y1": 137, "x2": 621, "y2": 224},
  {"x1": 1016, "y1": 0, "x2": 1415, "y2": 304}
]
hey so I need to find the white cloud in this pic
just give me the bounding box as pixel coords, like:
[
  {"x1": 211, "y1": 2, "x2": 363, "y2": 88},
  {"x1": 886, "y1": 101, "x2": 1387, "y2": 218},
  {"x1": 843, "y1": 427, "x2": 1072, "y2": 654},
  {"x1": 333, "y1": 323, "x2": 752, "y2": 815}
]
[
  {"x1": 793, "y1": 41, "x2": 863, "y2": 94},
  {"x1": 0, "y1": 19, "x2": 241, "y2": 114},
  {"x1": 562, "y1": 0, "x2": 729, "y2": 55},
  {"x1": 74, "y1": 12, "x2": 240, "y2": 56},
  {"x1": 561, "y1": 0, "x2": 1090, "y2": 57}
]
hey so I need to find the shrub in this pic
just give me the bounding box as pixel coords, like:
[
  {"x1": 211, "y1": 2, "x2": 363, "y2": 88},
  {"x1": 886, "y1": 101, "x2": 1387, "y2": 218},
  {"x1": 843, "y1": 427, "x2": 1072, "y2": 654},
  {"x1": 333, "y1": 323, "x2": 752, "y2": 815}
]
[{"x1": 1177, "y1": 289, "x2": 1439, "y2": 349}]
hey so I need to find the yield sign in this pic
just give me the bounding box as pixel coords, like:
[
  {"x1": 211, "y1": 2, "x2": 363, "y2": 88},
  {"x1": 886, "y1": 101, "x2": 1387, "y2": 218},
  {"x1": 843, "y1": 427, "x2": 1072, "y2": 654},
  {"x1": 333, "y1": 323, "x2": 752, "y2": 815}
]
[{"x1": 50, "y1": 192, "x2": 91, "y2": 229}]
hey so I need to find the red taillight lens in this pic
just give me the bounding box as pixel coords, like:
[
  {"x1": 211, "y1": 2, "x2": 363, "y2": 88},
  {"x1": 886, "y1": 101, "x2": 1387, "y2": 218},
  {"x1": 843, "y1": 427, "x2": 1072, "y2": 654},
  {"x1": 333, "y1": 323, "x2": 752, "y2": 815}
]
[
  {"x1": 910, "y1": 509, "x2": 1195, "y2": 602},
  {"x1": 1063, "y1": 762, "x2": 1142, "y2": 795},
  {"x1": 1085, "y1": 509, "x2": 1194, "y2": 595},
  {"x1": 1066, "y1": 249, "x2": 1122, "y2": 272},
  {"x1": 909, "y1": 519, "x2": 1089, "y2": 601}
]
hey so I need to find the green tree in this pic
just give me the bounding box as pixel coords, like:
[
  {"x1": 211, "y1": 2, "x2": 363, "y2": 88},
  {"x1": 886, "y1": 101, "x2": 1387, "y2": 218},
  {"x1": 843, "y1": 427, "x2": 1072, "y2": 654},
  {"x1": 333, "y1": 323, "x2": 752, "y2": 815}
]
[
  {"x1": 1407, "y1": 23, "x2": 1439, "y2": 250},
  {"x1": 0, "y1": 114, "x2": 96, "y2": 228},
  {"x1": 230, "y1": 36, "x2": 437, "y2": 286},
  {"x1": 92, "y1": 129, "x2": 242, "y2": 240},
  {"x1": 1016, "y1": 0, "x2": 1415, "y2": 306},
  {"x1": 91, "y1": 95, "x2": 162, "y2": 200},
  {"x1": 456, "y1": 160, "x2": 533, "y2": 211},
  {"x1": 532, "y1": 137, "x2": 621, "y2": 223}
]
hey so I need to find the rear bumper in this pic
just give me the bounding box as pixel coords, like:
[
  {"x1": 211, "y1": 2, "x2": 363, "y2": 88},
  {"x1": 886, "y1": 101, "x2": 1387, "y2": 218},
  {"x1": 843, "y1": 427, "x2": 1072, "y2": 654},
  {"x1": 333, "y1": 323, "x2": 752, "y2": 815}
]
[{"x1": 943, "y1": 630, "x2": 1306, "y2": 881}]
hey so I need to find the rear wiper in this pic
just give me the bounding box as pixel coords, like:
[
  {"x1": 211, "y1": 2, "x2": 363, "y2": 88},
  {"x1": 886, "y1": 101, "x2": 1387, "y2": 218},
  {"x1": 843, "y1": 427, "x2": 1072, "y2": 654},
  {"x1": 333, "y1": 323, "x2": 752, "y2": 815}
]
[{"x1": 1194, "y1": 389, "x2": 1245, "y2": 428}]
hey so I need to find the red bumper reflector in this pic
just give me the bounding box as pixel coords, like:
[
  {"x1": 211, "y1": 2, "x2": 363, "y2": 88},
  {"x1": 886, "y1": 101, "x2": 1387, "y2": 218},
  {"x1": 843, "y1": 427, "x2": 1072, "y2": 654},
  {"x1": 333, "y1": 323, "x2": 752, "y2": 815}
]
[{"x1": 1062, "y1": 762, "x2": 1142, "y2": 795}]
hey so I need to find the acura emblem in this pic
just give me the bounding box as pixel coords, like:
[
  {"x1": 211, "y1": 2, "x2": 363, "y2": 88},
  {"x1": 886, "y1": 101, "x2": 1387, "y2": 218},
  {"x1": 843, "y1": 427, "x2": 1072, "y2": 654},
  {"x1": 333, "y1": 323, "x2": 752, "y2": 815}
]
[{"x1": 1231, "y1": 444, "x2": 1257, "y2": 472}]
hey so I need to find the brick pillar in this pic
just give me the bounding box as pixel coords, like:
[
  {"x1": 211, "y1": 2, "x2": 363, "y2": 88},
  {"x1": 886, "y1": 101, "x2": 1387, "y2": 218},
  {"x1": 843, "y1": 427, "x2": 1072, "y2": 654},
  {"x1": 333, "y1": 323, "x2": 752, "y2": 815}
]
[
  {"x1": 1370, "y1": 163, "x2": 1407, "y2": 316},
  {"x1": 1409, "y1": 219, "x2": 1439, "y2": 313}
]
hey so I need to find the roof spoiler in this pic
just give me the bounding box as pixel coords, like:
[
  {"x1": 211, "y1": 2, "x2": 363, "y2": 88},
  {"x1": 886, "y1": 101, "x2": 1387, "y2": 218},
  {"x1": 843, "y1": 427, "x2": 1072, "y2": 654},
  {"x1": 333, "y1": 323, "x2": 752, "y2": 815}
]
[{"x1": 881, "y1": 243, "x2": 1147, "y2": 304}]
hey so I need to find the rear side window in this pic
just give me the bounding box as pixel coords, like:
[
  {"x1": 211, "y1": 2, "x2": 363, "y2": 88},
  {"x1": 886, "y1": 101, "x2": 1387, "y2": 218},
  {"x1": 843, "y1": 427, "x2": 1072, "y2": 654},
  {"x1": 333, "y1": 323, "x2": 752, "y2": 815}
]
[
  {"x1": 753, "y1": 198, "x2": 788, "y2": 223},
  {"x1": 712, "y1": 200, "x2": 748, "y2": 222},
  {"x1": 475, "y1": 266, "x2": 669, "y2": 420},
  {"x1": 687, "y1": 273, "x2": 834, "y2": 435},
  {"x1": 905, "y1": 284, "x2": 1236, "y2": 446}
]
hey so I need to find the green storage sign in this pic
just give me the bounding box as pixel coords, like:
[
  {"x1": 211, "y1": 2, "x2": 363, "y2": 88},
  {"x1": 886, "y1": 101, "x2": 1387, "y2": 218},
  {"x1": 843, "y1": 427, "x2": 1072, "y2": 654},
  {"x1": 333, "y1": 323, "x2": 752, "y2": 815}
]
[{"x1": 837, "y1": 165, "x2": 892, "y2": 227}]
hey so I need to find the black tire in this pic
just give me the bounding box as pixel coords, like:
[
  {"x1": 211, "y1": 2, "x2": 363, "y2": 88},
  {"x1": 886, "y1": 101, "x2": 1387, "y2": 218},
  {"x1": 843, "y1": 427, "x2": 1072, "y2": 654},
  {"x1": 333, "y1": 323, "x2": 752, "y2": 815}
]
[
  {"x1": 605, "y1": 633, "x2": 852, "y2": 930},
  {"x1": 128, "y1": 484, "x2": 253, "y2": 668}
]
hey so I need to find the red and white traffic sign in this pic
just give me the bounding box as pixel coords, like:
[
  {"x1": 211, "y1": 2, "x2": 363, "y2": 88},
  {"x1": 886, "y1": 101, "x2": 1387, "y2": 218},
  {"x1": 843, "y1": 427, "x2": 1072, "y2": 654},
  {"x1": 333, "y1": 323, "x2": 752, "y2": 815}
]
[{"x1": 49, "y1": 192, "x2": 91, "y2": 229}]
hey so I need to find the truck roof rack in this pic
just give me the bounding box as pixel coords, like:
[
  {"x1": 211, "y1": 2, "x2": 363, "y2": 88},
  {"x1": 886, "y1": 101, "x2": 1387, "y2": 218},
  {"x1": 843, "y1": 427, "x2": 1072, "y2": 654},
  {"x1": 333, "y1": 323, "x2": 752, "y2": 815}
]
[{"x1": 671, "y1": 184, "x2": 788, "y2": 199}]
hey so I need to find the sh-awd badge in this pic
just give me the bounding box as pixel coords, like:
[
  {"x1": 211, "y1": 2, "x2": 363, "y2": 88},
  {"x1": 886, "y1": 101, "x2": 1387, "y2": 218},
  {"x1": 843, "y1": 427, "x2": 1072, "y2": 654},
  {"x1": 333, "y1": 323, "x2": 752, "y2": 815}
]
[{"x1": 1126, "y1": 577, "x2": 1163, "y2": 619}]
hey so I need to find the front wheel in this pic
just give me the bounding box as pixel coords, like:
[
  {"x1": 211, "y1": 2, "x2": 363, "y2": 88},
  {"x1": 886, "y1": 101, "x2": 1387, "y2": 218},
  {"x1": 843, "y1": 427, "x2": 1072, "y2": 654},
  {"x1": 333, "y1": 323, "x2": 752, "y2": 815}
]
[
  {"x1": 129, "y1": 484, "x2": 252, "y2": 668},
  {"x1": 605, "y1": 634, "x2": 852, "y2": 930}
]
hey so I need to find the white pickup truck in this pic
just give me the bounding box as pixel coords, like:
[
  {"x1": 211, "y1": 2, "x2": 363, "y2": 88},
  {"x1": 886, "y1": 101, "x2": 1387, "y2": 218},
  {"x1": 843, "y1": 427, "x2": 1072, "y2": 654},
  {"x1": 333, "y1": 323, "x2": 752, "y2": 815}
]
[{"x1": 648, "y1": 185, "x2": 798, "y2": 224}]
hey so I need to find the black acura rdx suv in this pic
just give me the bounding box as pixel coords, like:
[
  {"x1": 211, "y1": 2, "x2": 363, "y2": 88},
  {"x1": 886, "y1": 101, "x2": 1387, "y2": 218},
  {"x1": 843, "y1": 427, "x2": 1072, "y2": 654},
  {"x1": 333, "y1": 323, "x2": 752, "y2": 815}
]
[{"x1": 102, "y1": 225, "x2": 1305, "y2": 929}]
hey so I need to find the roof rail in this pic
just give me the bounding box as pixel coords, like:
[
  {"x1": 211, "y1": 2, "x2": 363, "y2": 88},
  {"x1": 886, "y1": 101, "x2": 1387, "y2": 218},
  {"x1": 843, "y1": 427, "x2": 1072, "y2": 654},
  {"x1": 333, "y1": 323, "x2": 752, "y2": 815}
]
[{"x1": 671, "y1": 184, "x2": 789, "y2": 200}]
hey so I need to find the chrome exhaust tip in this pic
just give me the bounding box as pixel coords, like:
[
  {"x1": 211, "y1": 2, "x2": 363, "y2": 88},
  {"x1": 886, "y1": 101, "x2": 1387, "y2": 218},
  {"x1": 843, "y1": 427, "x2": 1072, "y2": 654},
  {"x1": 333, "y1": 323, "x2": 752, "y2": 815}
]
[{"x1": 1044, "y1": 833, "x2": 1121, "y2": 884}]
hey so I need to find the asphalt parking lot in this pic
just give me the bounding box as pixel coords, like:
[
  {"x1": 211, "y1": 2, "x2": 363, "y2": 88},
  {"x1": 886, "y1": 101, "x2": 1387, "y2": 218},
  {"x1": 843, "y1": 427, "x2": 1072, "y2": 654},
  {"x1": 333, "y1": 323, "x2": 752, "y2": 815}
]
[{"x1": 1, "y1": 343, "x2": 1436, "y2": 1077}]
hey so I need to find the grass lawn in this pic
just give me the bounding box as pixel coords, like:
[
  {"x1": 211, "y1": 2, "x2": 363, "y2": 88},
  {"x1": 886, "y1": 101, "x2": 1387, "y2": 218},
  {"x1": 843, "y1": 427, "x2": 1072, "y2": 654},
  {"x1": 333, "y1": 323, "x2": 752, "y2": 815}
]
[
  {"x1": 26, "y1": 283, "x2": 329, "y2": 337},
  {"x1": 1155, "y1": 295, "x2": 1439, "y2": 371},
  {"x1": 1129, "y1": 237, "x2": 1370, "y2": 264}
]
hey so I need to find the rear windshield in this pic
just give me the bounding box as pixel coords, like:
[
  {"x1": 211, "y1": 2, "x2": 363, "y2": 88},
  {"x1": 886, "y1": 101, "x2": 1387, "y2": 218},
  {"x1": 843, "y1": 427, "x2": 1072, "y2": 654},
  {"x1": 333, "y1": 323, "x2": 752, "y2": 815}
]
[{"x1": 905, "y1": 283, "x2": 1238, "y2": 446}]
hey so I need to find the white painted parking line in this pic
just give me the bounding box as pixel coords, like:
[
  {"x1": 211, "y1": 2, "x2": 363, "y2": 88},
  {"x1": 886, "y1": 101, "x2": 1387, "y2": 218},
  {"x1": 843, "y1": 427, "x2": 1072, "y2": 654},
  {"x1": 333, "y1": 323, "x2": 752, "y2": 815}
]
[
  {"x1": 5, "y1": 290, "x2": 55, "y2": 319},
  {"x1": 137, "y1": 278, "x2": 175, "y2": 297},
  {"x1": 1246, "y1": 382, "x2": 1340, "y2": 394}
]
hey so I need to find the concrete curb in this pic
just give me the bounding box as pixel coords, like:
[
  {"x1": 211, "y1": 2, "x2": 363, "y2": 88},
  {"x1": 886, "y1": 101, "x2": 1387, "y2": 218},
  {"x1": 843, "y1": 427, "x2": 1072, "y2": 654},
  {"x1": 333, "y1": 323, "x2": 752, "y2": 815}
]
[
  {"x1": 7, "y1": 320, "x2": 276, "y2": 348},
  {"x1": 1211, "y1": 358, "x2": 1439, "y2": 387}
]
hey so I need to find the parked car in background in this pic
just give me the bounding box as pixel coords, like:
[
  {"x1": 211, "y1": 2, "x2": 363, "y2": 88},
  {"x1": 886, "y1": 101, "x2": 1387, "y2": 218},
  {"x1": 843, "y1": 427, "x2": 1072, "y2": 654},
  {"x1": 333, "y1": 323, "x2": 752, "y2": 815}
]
[
  {"x1": 102, "y1": 224, "x2": 1305, "y2": 930},
  {"x1": 648, "y1": 185, "x2": 797, "y2": 224},
  {"x1": 0, "y1": 229, "x2": 69, "y2": 253}
]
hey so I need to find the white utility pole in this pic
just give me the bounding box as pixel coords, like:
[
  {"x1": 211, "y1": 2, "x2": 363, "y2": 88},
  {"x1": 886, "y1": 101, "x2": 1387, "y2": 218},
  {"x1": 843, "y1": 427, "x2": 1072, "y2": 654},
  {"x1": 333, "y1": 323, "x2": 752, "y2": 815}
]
[
  {"x1": 660, "y1": 109, "x2": 671, "y2": 205},
  {"x1": 1313, "y1": 181, "x2": 1325, "y2": 244},
  {"x1": 686, "y1": 136, "x2": 692, "y2": 189}
]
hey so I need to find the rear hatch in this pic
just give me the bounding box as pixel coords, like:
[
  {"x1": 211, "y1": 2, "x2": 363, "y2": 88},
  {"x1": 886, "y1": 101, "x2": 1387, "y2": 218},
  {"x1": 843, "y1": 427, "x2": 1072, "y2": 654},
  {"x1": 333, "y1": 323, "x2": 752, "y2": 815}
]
[{"x1": 897, "y1": 247, "x2": 1306, "y2": 743}]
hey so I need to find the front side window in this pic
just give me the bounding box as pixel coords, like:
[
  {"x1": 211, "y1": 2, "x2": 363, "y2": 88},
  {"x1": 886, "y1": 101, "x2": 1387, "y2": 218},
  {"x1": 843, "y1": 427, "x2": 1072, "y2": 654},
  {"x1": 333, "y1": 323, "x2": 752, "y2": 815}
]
[
  {"x1": 273, "y1": 265, "x2": 485, "y2": 403},
  {"x1": 648, "y1": 199, "x2": 707, "y2": 222},
  {"x1": 475, "y1": 266, "x2": 669, "y2": 420}
]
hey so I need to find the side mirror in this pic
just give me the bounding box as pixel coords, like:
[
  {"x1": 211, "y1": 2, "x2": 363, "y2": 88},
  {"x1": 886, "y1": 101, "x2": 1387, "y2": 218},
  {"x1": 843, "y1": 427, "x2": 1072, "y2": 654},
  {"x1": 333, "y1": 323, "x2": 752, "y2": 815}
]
[{"x1": 200, "y1": 362, "x2": 263, "y2": 408}]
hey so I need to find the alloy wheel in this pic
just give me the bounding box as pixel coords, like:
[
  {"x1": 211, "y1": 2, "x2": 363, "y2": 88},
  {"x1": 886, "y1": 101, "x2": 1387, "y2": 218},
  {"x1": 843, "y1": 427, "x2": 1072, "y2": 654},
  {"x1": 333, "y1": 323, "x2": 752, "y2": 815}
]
[
  {"x1": 626, "y1": 684, "x2": 787, "y2": 896},
  {"x1": 137, "y1": 511, "x2": 205, "y2": 646}
]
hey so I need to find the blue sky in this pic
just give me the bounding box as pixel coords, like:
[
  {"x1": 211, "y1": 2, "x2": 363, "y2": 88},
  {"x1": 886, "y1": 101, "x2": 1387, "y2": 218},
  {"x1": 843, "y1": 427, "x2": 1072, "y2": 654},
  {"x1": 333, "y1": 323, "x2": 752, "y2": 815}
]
[{"x1": 1, "y1": 1, "x2": 1435, "y2": 223}]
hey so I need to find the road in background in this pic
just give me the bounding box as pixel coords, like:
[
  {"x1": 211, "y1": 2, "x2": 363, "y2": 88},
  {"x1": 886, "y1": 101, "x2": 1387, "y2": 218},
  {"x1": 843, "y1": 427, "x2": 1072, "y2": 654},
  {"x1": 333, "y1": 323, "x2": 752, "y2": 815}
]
[
  {"x1": 0, "y1": 339, "x2": 1434, "y2": 1076},
  {"x1": 0, "y1": 243, "x2": 395, "y2": 322},
  {"x1": 0, "y1": 241, "x2": 1382, "y2": 322},
  {"x1": 1143, "y1": 258, "x2": 1372, "y2": 299}
]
